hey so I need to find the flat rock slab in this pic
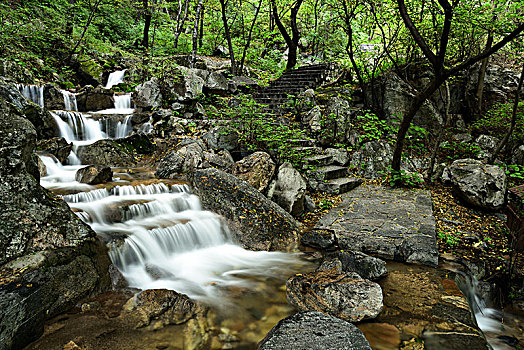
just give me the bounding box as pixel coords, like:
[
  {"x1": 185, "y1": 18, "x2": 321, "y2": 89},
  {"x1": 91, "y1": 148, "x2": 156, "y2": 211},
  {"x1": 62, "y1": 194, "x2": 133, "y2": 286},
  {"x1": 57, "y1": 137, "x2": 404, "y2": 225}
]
[{"x1": 315, "y1": 185, "x2": 438, "y2": 267}]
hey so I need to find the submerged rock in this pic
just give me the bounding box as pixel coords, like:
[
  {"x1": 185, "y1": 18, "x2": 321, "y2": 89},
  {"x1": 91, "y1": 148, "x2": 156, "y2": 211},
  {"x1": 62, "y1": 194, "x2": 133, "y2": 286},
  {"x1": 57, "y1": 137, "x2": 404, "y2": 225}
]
[
  {"x1": 75, "y1": 165, "x2": 113, "y2": 184},
  {"x1": 286, "y1": 271, "x2": 383, "y2": 322},
  {"x1": 190, "y1": 168, "x2": 300, "y2": 251},
  {"x1": 233, "y1": 151, "x2": 276, "y2": 193},
  {"x1": 445, "y1": 158, "x2": 507, "y2": 210},
  {"x1": 258, "y1": 311, "x2": 371, "y2": 350}
]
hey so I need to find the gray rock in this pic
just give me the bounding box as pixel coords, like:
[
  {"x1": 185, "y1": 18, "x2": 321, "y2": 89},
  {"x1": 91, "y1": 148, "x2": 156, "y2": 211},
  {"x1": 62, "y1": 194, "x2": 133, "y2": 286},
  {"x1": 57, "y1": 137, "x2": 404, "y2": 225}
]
[
  {"x1": 0, "y1": 61, "x2": 33, "y2": 83},
  {"x1": 36, "y1": 137, "x2": 72, "y2": 163},
  {"x1": 155, "y1": 139, "x2": 206, "y2": 178},
  {"x1": 205, "y1": 71, "x2": 229, "y2": 93},
  {"x1": 304, "y1": 106, "x2": 322, "y2": 129},
  {"x1": 43, "y1": 84, "x2": 66, "y2": 110},
  {"x1": 475, "y1": 134, "x2": 499, "y2": 153},
  {"x1": 233, "y1": 152, "x2": 276, "y2": 193},
  {"x1": 446, "y1": 159, "x2": 507, "y2": 210},
  {"x1": 258, "y1": 311, "x2": 371, "y2": 350},
  {"x1": 203, "y1": 126, "x2": 239, "y2": 152},
  {"x1": 228, "y1": 76, "x2": 258, "y2": 93},
  {"x1": 325, "y1": 147, "x2": 350, "y2": 166},
  {"x1": 453, "y1": 133, "x2": 473, "y2": 143},
  {"x1": 37, "y1": 156, "x2": 47, "y2": 177},
  {"x1": 0, "y1": 94, "x2": 110, "y2": 350},
  {"x1": 134, "y1": 78, "x2": 162, "y2": 109},
  {"x1": 75, "y1": 165, "x2": 113, "y2": 184},
  {"x1": 76, "y1": 86, "x2": 114, "y2": 112},
  {"x1": 267, "y1": 162, "x2": 307, "y2": 216},
  {"x1": 204, "y1": 150, "x2": 234, "y2": 172},
  {"x1": 511, "y1": 145, "x2": 524, "y2": 165},
  {"x1": 301, "y1": 229, "x2": 336, "y2": 250},
  {"x1": 304, "y1": 195, "x2": 316, "y2": 212},
  {"x1": 190, "y1": 168, "x2": 300, "y2": 252},
  {"x1": 286, "y1": 271, "x2": 383, "y2": 322},
  {"x1": 322, "y1": 251, "x2": 388, "y2": 281},
  {"x1": 121, "y1": 289, "x2": 204, "y2": 329},
  {"x1": 316, "y1": 185, "x2": 439, "y2": 267},
  {"x1": 350, "y1": 140, "x2": 393, "y2": 179},
  {"x1": 77, "y1": 139, "x2": 134, "y2": 167}
]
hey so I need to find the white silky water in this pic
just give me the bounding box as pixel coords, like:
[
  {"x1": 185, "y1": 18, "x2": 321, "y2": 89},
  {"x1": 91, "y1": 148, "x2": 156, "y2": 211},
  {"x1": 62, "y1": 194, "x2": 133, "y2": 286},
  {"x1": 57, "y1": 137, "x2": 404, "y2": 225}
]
[
  {"x1": 17, "y1": 84, "x2": 44, "y2": 107},
  {"x1": 105, "y1": 69, "x2": 127, "y2": 89},
  {"x1": 61, "y1": 90, "x2": 78, "y2": 111}
]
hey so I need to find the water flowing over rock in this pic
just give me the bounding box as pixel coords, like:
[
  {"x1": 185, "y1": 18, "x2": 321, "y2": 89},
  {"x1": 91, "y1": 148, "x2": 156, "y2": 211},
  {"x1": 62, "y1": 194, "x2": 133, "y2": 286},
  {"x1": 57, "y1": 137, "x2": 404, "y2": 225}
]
[
  {"x1": 75, "y1": 86, "x2": 115, "y2": 112},
  {"x1": 267, "y1": 162, "x2": 307, "y2": 216},
  {"x1": 286, "y1": 271, "x2": 384, "y2": 322},
  {"x1": 233, "y1": 151, "x2": 276, "y2": 193},
  {"x1": 319, "y1": 251, "x2": 388, "y2": 281},
  {"x1": 77, "y1": 139, "x2": 134, "y2": 167},
  {"x1": 444, "y1": 159, "x2": 507, "y2": 210},
  {"x1": 190, "y1": 168, "x2": 300, "y2": 251},
  {"x1": 0, "y1": 94, "x2": 110, "y2": 350},
  {"x1": 43, "y1": 84, "x2": 67, "y2": 110},
  {"x1": 75, "y1": 165, "x2": 113, "y2": 184},
  {"x1": 258, "y1": 311, "x2": 372, "y2": 350},
  {"x1": 36, "y1": 137, "x2": 72, "y2": 163}
]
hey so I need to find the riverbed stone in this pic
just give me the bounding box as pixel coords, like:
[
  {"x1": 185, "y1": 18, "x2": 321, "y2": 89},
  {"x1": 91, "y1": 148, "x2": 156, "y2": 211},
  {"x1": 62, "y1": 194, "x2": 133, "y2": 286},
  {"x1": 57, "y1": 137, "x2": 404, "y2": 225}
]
[
  {"x1": 77, "y1": 139, "x2": 134, "y2": 167},
  {"x1": 233, "y1": 151, "x2": 276, "y2": 192},
  {"x1": 445, "y1": 158, "x2": 507, "y2": 210},
  {"x1": 36, "y1": 137, "x2": 72, "y2": 163},
  {"x1": 315, "y1": 184, "x2": 438, "y2": 267},
  {"x1": 259, "y1": 311, "x2": 371, "y2": 350},
  {"x1": 75, "y1": 165, "x2": 113, "y2": 184},
  {"x1": 190, "y1": 168, "x2": 300, "y2": 251},
  {"x1": 76, "y1": 85, "x2": 114, "y2": 112},
  {"x1": 286, "y1": 271, "x2": 383, "y2": 322},
  {"x1": 301, "y1": 228, "x2": 337, "y2": 250},
  {"x1": 320, "y1": 251, "x2": 388, "y2": 281}
]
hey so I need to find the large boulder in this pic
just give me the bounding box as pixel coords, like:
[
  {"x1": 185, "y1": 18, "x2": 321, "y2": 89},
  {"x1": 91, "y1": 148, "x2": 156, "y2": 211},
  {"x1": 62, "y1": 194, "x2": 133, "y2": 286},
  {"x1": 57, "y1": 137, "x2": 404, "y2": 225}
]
[
  {"x1": 0, "y1": 60, "x2": 33, "y2": 83},
  {"x1": 43, "y1": 84, "x2": 66, "y2": 111},
  {"x1": 36, "y1": 137, "x2": 72, "y2": 163},
  {"x1": 203, "y1": 149, "x2": 234, "y2": 172},
  {"x1": 445, "y1": 159, "x2": 507, "y2": 210},
  {"x1": 233, "y1": 151, "x2": 276, "y2": 193},
  {"x1": 350, "y1": 140, "x2": 393, "y2": 179},
  {"x1": 75, "y1": 86, "x2": 114, "y2": 112},
  {"x1": 190, "y1": 168, "x2": 300, "y2": 251},
  {"x1": 0, "y1": 95, "x2": 110, "y2": 350},
  {"x1": 75, "y1": 165, "x2": 113, "y2": 184},
  {"x1": 155, "y1": 139, "x2": 206, "y2": 178},
  {"x1": 267, "y1": 162, "x2": 307, "y2": 216},
  {"x1": 366, "y1": 72, "x2": 443, "y2": 135},
  {"x1": 259, "y1": 311, "x2": 371, "y2": 350},
  {"x1": 77, "y1": 139, "x2": 134, "y2": 167},
  {"x1": 286, "y1": 271, "x2": 383, "y2": 322},
  {"x1": 133, "y1": 78, "x2": 162, "y2": 109},
  {"x1": 202, "y1": 126, "x2": 239, "y2": 152},
  {"x1": 161, "y1": 67, "x2": 205, "y2": 104},
  {"x1": 512, "y1": 145, "x2": 524, "y2": 165}
]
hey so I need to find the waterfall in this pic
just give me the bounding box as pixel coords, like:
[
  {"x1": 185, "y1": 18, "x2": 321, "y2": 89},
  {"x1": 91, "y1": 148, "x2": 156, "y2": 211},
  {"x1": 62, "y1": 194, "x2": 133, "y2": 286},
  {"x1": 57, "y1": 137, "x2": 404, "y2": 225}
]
[
  {"x1": 50, "y1": 111, "x2": 106, "y2": 146},
  {"x1": 17, "y1": 84, "x2": 44, "y2": 107},
  {"x1": 114, "y1": 94, "x2": 131, "y2": 109},
  {"x1": 105, "y1": 70, "x2": 127, "y2": 89},
  {"x1": 115, "y1": 115, "x2": 133, "y2": 138},
  {"x1": 61, "y1": 90, "x2": 78, "y2": 111}
]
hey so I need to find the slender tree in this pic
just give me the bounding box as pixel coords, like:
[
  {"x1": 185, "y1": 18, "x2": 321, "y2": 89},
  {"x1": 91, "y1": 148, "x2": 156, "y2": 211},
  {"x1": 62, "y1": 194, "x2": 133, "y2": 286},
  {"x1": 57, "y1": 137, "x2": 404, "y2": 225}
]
[
  {"x1": 270, "y1": 0, "x2": 304, "y2": 71},
  {"x1": 191, "y1": 0, "x2": 205, "y2": 67},
  {"x1": 219, "y1": 0, "x2": 237, "y2": 73}
]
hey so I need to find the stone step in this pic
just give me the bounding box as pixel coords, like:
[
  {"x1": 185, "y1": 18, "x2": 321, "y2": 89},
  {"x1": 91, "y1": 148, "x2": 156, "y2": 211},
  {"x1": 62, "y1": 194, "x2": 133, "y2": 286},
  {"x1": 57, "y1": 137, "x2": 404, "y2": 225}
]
[
  {"x1": 308, "y1": 165, "x2": 348, "y2": 181},
  {"x1": 288, "y1": 138, "x2": 315, "y2": 147},
  {"x1": 292, "y1": 146, "x2": 322, "y2": 155},
  {"x1": 304, "y1": 154, "x2": 333, "y2": 166},
  {"x1": 317, "y1": 177, "x2": 363, "y2": 195}
]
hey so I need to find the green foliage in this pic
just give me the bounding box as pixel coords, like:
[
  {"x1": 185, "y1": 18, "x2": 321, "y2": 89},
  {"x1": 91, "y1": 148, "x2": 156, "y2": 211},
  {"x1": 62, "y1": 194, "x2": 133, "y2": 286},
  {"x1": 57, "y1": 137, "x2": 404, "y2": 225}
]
[
  {"x1": 472, "y1": 101, "x2": 524, "y2": 144},
  {"x1": 379, "y1": 168, "x2": 424, "y2": 188},
  {"x1": 439, "y1": 139, "x2": 482, "y2": 161},
  {"x1": 499, "y1": 164, "x2": 524, "y2": 187},
  {"x1": 438, "y1": 229, "x2": 460, "y2": 247},
  {"x1": 318, "y1": 198, "x2": 334, "y2": 210},
  {"x1": 354, "y1": 111, "x2": 396, "y2": 144}
]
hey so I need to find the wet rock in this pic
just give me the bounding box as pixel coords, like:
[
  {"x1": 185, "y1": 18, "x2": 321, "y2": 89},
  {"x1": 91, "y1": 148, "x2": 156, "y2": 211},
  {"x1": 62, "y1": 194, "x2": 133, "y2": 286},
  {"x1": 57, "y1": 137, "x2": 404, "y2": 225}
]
[
  {"x1": 190, "y1": 168, "x2": 300, "y2": 251},
  {"x1": 267, "y1": 162, "x2": 307, "y2": 216},
  {"x1": 350, "y1": 140, "x2": 393, "y2": 179},
  {"x1": 204, "y1": 149, "x2": 234, "y2": 172},
  {"x1": 77, "y1": 139, "x2": 134, "y2": 167},
  {"x1": 75, "y1": 165, "x2": 113, "y2": 184},
  {"x1": 203, "y1": 126, "x2": 239, "y2": 152},
  {"x1": 43, "y1": 84, "x2": 66, "y2": 110},
  {"x1": 76, "y1": 86, "x2": 114, "y2": 112},
  {"x1": 134, "y1": 78, "x2": 162, "y2": 109},
  {"x1": 321, "y1": 251, "x2": 388, "y2": 281},
  {"x1": 286, "y1": 271, "x2": 383, "y2": 322},
  {"x1": 233, "y1": 151, "x2": 276, "y2": 193},
  {"x1": 357, "y1": 323, "x2": 401, "y2": 350},
  {"x1": 115, "y1": 134, "x2": 155, "y2": 154},
  {"x1": 36, "y1": 137, "x2": 72, "y2": 163},
  {"x1": 121, "y1": 289, "x2": 202, "y2": 329},
  {"x1": 37, "y1": 156, "x2": 47, "y2": 177},
  {"x1": 258, "y1": 311, "x2": 372, "y2": 350},
  {"x1": 445, "y1": 158, "x2": 507, "y2": 210},
  {"x1": 301, "y1": 229, "x2": 336, "y2": 250}
]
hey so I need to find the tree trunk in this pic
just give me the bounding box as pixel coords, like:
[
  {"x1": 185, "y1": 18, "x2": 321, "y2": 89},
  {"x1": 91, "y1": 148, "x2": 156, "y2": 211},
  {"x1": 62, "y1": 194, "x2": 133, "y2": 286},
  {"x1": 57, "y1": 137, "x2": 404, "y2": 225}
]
[
  {"x1": 427, "y1": 81, "x2": 450, "y2": 181},
  {"x1": 270, "y1": 0, "x2": 303, "y2": 71},
  {"x1": 239, "y1": 0, "x2": 263, "y2": 73},
  {"x1": 219, "y1": 0, "x2": 236, "y2": 74},
  {"x1": 474, "y1": 32, "x2": 493, "y2": 118},
  {"x1": 198, "y1": 5, "x2": 204, "y2": 48},
  {"x1": 142, "y1": 0, "x2": 152, "y2": 49},
  {"x1": 489, "y1": 62, "x2": 524, "y2": 164},
  {"x1": 65, "y1": 0, "x2": 76, "y2": 36},
  {"x1": 65, "y1": 0, "x2": 102, "y2": 63},
  {"x1": 172, "y1": 0, "x2": 190, "y2": 49},
  {"x1": 191, "y1": 0, "x2": 204, "y2": 68}
]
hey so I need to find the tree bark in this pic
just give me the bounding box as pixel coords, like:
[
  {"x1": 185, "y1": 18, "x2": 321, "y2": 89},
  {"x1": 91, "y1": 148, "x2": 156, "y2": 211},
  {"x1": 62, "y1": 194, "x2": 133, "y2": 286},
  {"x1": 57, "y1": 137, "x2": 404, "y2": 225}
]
[
  {"x1": 271, "y1": 0, "x2": 303, "y2": 71},
  {"x1": 427, "y1": 81, "x2": 450, "y2": 181},
  {"x1": 65, "y1": 0, "x2": 102, "y2": 63},
  {"x1": 171, "y1": 0, "x2": 190, "y2": 49},
  {"x1": 239, "y1": 0, "x2": 263, "y2": 73},
  {"x1": 142, "y1": 0, "x2": 152, "y2": 49},
  {"x1": 219, "y1": 0, "x2": 236, "y2": 74},
  {"x1": 474, "y1": 32, "x2": 493, "y2": 117},
  {"x1": 489, "y1": 62, "x2": 524, "y2": 164},
  {"x1": 191, "y1": 0, "x2": 205, "y2": 68}
]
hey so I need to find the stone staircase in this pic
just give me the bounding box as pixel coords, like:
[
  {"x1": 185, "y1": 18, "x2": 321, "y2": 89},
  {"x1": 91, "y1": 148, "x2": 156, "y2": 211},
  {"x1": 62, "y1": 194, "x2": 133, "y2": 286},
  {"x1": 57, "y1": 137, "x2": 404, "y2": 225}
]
[
  {"x1": 254, "y1": 63, "x2": 333, "y2": 114},
  {"x1": 289, "y1": 138, "x2": 363, "y2": 195}
]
